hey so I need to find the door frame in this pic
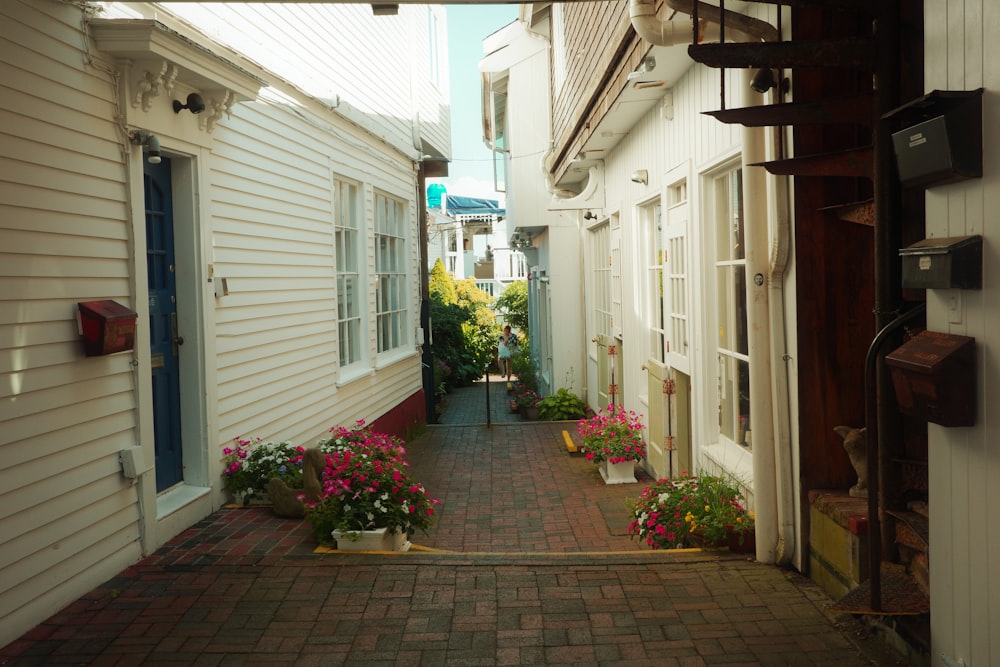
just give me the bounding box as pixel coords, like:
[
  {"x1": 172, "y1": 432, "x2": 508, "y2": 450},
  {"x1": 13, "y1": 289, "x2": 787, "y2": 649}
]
[{"x1": 127, "y1": 138, "x2": 213, "y2": 550}]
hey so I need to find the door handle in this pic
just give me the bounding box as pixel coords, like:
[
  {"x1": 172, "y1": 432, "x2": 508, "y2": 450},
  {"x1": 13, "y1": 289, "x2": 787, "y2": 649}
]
[{"x1": 171, "y1": 313, "x2": 184, "y2": 355}]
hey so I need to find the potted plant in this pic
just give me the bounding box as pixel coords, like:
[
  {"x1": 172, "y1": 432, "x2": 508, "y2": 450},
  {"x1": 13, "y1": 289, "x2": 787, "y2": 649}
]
[
  {"x1": 222, "y1": 437, "x2": 305, "y2": 504},
  {"x1": 627, "y1": 473, "x2": 755, "y2": 551},
  {"x1": 576, "y1": 404, "x2": 646, "y2": 483},
  {"x1": 512, "y1": 384, "x2": 541, "y2": 419},
  {"x1": 303, "y1": 426, "x2": 439, "y2": 551}
]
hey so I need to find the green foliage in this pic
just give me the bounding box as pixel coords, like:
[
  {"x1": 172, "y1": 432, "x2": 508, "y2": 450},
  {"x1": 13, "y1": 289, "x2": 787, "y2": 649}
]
[
  {"x1": 428, "y1": 275, "x2": 499, "y2": 388},
  {"x1": 510, "y1": 348, "x2": 536, "y2": 392},
  {"x1": 495, "y1": 280, "x2": 528, "y2": 332},
  {"x1": 429, "y1": 258, "x2": 457, "y2": 305},
  {"x1": 537, "y1": 388, "x2": 587, "y2": 421}
]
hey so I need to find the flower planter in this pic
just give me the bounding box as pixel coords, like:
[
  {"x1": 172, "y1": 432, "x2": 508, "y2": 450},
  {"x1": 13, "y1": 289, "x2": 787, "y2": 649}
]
[
  {"x1": 522, "y1": 405, "x2": 540, "y2": 421},
  {"x1": 599, "y1": 459, "x2": 637, "y2": 484},
  {"x1": 332, "y1": 527, "x2": 411, "y2": 552}
]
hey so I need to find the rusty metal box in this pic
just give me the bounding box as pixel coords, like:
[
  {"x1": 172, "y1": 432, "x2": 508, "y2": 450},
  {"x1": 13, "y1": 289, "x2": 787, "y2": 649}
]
[
  {"x1": 899, "y1": 235, "x2": 982, "y2": 290},
  {"x1": 886, "y1": 330, "x2": 975, "y2": 427},
  {"x1": 78, "y1": 300, "x2": 137, "y2": 356}
]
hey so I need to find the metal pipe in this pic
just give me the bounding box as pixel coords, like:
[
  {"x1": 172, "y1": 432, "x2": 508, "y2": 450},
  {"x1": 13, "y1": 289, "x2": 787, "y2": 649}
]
[{"x1": 864, "y1": 302, "x2": 924, "y2": 611}]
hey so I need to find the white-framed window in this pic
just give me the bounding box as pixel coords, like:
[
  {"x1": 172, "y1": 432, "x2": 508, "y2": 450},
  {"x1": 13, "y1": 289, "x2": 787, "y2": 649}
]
[
  {"x1": 641, "y1": 201, "x2": 666, "y2": 364},
  {"x1": 374, "y1": 191, "x2": 408, "y2": 354},
  {"x1": 665, "y1": 175, "x2": 690, "y2": 373},
  {"x1": 711, "y1": 167, "x2": 750, "y2": 449},
  {"x1": 589, "y1": 221, "x2": 611, "y2": 341},
  {"x1": 334, "y1": 177, "x2": 363, "y2": 368}
]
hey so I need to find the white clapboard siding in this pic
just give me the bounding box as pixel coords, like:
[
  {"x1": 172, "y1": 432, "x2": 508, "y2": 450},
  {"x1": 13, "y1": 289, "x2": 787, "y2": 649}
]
[
  {"x1": 0, "y1": 0, "x2": 142, "y2": 648},
  {"x1": 924, "y1": 1, "x2": 999, "y2": 664},
  {"x1": 137, "y1": 2, "x2": 444, "y2": 158},
  {"x1": 208, "y1": 80, "x2": 421, "y2": 451}
]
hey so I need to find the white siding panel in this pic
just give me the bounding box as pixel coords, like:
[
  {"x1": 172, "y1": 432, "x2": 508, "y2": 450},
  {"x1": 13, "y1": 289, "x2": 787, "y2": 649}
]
[
  {"x1": 0, "y1": 0, "x2": 140, "y2": 647},
  {"x1": 926, "y1": 0, "x2": 1000, "y2": 665}
]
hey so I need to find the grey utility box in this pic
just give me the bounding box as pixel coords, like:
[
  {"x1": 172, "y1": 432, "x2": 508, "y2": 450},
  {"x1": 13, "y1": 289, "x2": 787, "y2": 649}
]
[
  {"x1": 886, "y1": 89, "x2": 983, "y2": 189},
  {"x1": 899, "y1": 235, "x2": 982, "y2": 290}
]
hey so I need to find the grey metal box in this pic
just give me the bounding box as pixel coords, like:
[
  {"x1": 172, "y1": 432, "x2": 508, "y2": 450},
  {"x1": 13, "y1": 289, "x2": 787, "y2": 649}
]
[{"x1": 899, "y1": 235, "x2": 982, "y2": 290}]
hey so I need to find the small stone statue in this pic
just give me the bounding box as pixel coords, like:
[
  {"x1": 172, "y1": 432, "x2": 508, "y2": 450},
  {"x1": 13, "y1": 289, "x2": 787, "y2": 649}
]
[
  {"x1": 834, "y1": 426, "x2": 868, "y2": 498},
  {"x1": 267, "y1": 448, "x2": 326, "y2": 518}
]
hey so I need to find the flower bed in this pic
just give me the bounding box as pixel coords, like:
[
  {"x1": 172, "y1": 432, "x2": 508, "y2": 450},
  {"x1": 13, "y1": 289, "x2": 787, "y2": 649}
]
[
  {"x1": 223, "y1": 421, "x2": 439, "y2": 546},
  {"x1": 628, "y1": 473, "x2": 755, "y2": 550}
]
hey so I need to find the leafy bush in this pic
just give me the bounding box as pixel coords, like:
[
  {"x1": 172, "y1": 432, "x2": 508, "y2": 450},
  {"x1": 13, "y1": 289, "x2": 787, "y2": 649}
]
[
  {"x1": 627, "y1": 473, "x2": 755, "y2": 549},
  {"x1": 428, "y1": 267, "x2": 500, "y2": 388},
  {"x1": 537, "y1": 388, "x2": 586, "y2": 421},
  {"x1": 495, "y1": 280, "x2": 528, "y2": 332},
  {"x1": 510, "y1": 348, "x2": 536, "y2": 392}
]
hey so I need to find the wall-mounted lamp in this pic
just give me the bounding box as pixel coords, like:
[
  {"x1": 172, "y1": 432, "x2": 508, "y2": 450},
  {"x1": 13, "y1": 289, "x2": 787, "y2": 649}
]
[
  {"x1": 749, "y1": 68, "x2": 790, "y2": 95},
  {"x1": 583, "y1": 211, "x2": 598, "y2": 221},
  {"x1": 627, "y1": 55, "x2": 656, "y2": 81},
  {"x1": 630, "y1": 169, "x2": 648, "y2": 185},
  {"x1": 173, "y1": 92, "x2": 206, "y2": 114},
  {"x1": 130, "y1": 130, "x2": 161, "y2": 164}
]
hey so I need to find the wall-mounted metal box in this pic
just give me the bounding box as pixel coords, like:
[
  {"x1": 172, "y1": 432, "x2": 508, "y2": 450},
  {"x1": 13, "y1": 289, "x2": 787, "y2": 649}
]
[
  {"x1": 885, "y1": 88, "x2": 983, "y2": 189},
  {"x1": 885, "y1": 330, "x2": 975, "y2": 427},
  {"x1": 78, "y1": 300, "x2": 137, "y2": 356},
  {"x1": 899, "y1": 235, "x2": 982, "y2": 290}
]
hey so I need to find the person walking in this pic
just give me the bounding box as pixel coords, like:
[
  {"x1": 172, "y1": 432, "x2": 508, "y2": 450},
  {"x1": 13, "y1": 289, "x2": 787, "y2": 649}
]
[{"x1": 497, "y1": 325, "x2": 518, "y2": 389}]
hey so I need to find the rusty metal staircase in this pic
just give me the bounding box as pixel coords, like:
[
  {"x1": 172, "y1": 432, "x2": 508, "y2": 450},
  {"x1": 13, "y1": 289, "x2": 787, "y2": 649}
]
[{"x1": 689, "y1": 0, "x2": 929, "y2": 626}]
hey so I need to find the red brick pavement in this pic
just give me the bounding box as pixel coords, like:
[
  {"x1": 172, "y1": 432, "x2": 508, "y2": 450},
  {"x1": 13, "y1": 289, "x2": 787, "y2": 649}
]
[{"x1": 1, "y1": 384, "x2": 903, "y2": 666}]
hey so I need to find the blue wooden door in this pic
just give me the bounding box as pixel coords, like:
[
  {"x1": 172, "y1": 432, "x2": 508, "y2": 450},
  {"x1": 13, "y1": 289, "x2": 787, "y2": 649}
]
[{"x1": 145, "y1": 159, "x2": 184, "y2": 491}]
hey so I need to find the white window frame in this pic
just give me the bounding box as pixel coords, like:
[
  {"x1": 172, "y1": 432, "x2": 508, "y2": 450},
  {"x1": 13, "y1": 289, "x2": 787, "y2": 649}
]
[
  {"x1": 640, "y1": 199, "x2": 666, "y2": 365},
  {"x1": 334, "y1": 176, "x2": 365, "y2": 373},
  {"x1": 589, "y1": 220, "x2": 611, "y2": 348},
  {"x1": 374, "y1": 190, "x2": 409, "y2": 357},
  {"x1": 699, "y1": 158, "x2": 753, "y2": 480}
]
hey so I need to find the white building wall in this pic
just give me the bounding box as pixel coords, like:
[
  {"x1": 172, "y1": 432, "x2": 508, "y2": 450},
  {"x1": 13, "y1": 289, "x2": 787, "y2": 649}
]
[
  {"x1": 595, "y1": 63, "x2": 748, "y2": 477},
  {"x1": 1, "y1": 0, "x2": 437, "y2": 648},
  {"x1": 0, "y1": 0, "x2": 143, "y2": 649},
  {"x1": 924, "y1": 1, "x2": 1000, "y2": 665}
]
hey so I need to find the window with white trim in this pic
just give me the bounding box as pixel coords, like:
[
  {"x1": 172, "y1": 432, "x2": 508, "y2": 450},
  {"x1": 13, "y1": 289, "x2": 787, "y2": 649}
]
[
  {"x1": 712, "y1": 167, "x2": 750, "y2": 448},
  {"x1": 374, "y1": 191, "x2": 408, "y2": 354},
  {"x1": 334, "y1": 177, "x2": 363, "y2": 367},
  {"x1": 590, "y1": 221, "x2": 611, "y2": 340},
  {"x1": 642, "y1": 201, "x2": 666, "y2": 364}
]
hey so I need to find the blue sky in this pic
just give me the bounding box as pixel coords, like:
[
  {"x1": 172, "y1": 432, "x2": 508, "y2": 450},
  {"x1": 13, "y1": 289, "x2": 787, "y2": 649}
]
[{"x1": 430, "y1": 6, "x2": 518, "y2": 203}]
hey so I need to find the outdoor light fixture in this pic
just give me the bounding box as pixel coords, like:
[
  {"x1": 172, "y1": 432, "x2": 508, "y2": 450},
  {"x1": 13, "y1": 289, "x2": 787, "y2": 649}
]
[
  {"x1": 130, "y1": 130, "x2": 161, "y2": 164},
  {"x1": 173, "y1": 92, "x2": 206, "y2": 114},
  {"x1": 583, "y1": 211, "x2": 598, "y2": 221},
  {"x1": 627, "y1": 55, "x2": 656, "y2": 81},
  {"x1": 630, "y1": 169, "x2": 648, "y2": 185},
  {"x1": 750, "y1": 68, "x2": 789, "y2": 95}
]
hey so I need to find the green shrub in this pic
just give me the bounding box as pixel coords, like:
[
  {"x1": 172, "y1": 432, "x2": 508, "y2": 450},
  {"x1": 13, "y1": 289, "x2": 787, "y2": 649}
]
[
  {"x1": 537, "y1": 388, "x2": 586, "y2": 421},
  {"x1": 495, "y1": 280, "x2": 528, "y2": 332}
]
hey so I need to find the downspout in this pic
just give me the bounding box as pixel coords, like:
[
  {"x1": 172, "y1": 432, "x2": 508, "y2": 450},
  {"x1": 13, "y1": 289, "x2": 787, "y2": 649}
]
[
  {"x1": 766, "y1": 131, "x2": 795, "y2": 566},
  {"x1": 741, "y1": 86, "x2": 778, "y2": 565}
]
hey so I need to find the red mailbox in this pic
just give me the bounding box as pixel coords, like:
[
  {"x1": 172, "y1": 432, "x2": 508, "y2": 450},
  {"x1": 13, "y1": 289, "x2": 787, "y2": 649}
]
[
  {"x1": 78, "y1": 300, "x2": 137, "y2": 356},
  {"x1": 885, "y1": 330, "x2": 975, "y2": 427}
]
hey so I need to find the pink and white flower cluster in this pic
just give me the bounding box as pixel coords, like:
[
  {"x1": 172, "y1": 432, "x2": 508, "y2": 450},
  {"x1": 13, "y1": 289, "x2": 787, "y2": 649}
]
[{"x1": 576, "y1": 404, "x2": 647, "y2": 465}]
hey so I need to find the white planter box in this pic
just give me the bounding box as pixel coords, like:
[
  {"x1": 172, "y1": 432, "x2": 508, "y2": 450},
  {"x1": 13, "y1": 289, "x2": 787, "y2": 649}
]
[
  {"x1": 332, "y1": 527, "x2": 411, "y2": 551},
  {"x1": 600, "y1": 459, "x2": 637, "y2": 484}
]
